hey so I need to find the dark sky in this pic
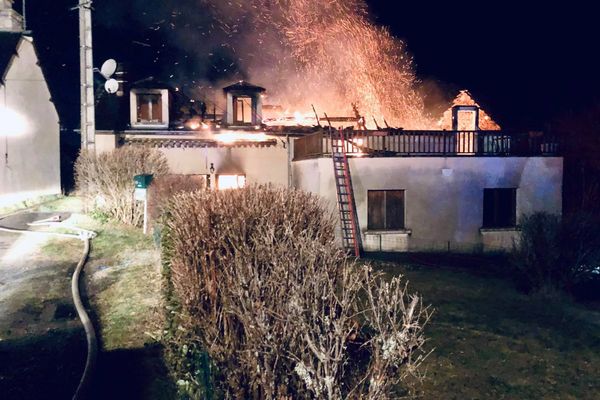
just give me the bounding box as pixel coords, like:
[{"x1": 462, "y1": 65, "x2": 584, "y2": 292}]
[
  {"x1": 21, "y1": 0, "x2": 600, "y2": 130},
  {"x1": 367, "y1": 1, "x2": 600, "y2": 129}
]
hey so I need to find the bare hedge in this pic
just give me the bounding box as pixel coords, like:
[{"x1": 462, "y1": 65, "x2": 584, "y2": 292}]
[
  {"x1": 161, "y1": 185, "x2": 429, "y2": 399},
  {"x1": 512, "y1": 212, "x2": 600, "y2": 295},
  {"x1": 147, "y1": 174, "x2": 206, "y2": 223},
  {"x1": 75, "y1": 146, "x2": 169, "y2": 226}
]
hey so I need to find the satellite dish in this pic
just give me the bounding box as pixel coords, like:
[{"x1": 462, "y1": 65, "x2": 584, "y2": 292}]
[
  {"x1": 100, "y1": 59, "x2": 117, "y2": 79},
  {"x1": 105, "y1": 78, "x2": 119, "y2": 94}
]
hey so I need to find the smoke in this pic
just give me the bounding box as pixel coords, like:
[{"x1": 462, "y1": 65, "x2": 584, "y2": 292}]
[{"x1": 96, "y1": 0, "x2": 435, "y2": 128}]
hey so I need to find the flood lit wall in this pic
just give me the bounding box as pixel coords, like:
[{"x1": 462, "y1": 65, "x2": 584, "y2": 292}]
[
  {"x1": 293, "y1": 156, "x2": 563, "y2": 253},
  {"x1": 0, "y1": 37, "x2": 61, "y2": 206},
  {"x1": 95, "y1": 133, "x2": 291, "y2": 188},
  {"x1": 159, "y1": 143, "x2": 290, "y2": 187}
]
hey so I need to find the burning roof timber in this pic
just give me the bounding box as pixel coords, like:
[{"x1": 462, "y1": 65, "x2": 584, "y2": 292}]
[{"x1": 437, "y1": 90, "x2": 501, "y2": 130}]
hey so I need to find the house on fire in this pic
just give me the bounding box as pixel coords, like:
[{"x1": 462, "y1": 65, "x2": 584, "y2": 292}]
[
  {"x1": 95, "y1": 75, "x2": 562, "y2": 253},
  {"x1": 0, "y1": 1, "x2": 61, "y2": 206}
]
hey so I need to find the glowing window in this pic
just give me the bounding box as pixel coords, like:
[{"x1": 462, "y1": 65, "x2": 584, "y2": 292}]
[
  {"x1": 234, "y1": 96, "x2": 253, "y2": 124},
  {"x1": 217, "y1": 175, "x2": 246, "y2": 190}
]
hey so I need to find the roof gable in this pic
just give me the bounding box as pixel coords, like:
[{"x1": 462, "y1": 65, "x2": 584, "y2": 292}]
[
  {"x1": 223, "y1": 80, "x2": 266, "y2": 93},
  {"x1": 437, "y1": 90, "x2": 501, "y2": 130}
]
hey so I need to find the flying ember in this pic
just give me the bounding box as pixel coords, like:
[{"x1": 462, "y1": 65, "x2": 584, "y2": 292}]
[{"x1": 197, "y1": 0, "x2": 435, "y2": 129}]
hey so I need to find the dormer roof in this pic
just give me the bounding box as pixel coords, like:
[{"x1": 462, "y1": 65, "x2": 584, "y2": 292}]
[{"x1": 223, "y1": 80, "x2": 266, "y2": 93}]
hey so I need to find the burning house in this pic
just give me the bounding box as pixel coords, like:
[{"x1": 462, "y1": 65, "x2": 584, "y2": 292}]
[
  {"x1": 96, "y1": 75, "x2": 562, "y2": 253},
  {"x1": 90, "y1": 0, "x2": 563, "y2": 254},
  {"x1": 96, "y1": 79, "x2": 292, "y2": 190}
]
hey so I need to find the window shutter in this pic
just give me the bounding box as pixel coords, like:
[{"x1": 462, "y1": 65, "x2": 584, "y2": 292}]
[
  {"x1": 368, "y1": 191, "x2": 385, "y2": 230},
  {"x1": 386, "y1": 190, "x2": 405, "y2": 229}
]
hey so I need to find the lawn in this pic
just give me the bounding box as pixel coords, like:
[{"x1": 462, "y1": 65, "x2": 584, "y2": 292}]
[
  {"x1": 9, "y1": 196, "x2": 599, "y2": 399},
  {"x1": 36, "y1": 197, "x2": 175, "y2": 399},
  {"x1": 370, "y1": 254, "x2": 600, "y2": 400}
]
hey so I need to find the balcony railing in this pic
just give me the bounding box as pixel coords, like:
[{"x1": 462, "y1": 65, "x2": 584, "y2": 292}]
[{"x1": 293, "y1": 130, "x2": 560, "y2": 161}]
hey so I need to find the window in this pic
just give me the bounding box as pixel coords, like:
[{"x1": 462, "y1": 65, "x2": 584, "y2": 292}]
[
  {"x1": 137, "y1": 94, "x2": 162, "y2": 123},
  {"x1": 452, "y1": 105, "x2": 479, "y2": 130},
  {"x1": 217, "y1": 175, "x2": 246, "y2": 190},
  {"x1": 368, "y1": 190, "x2": 405, "y2": 230},
  {"x1": 456, "y1": 109, "x2": 478, "y2": 131},
  {"x1": 234, "y1": 96, "x2": 253, "y2": 124},
  {"x1": 483, "y1": 188, "x2": 516, "y2": 228},
  {"x1": 130, "y1": 89, "x2": 169, "y2": 128}
]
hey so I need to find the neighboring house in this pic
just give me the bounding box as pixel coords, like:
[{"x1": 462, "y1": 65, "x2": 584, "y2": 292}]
[
  {"x1": 0, "y1": 0, "x2": 60, "y2": 206},
  {"x1": 96, "y1": 74, "x2": 562, "y2": 253}
]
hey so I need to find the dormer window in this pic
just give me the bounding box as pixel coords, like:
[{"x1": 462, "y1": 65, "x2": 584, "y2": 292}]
[
  {"x1": 234, "y1": 96, "x2": 253, "y2": 124},
  {"x1": 452, "y1": 105, "x2": 479, "y2": 131},
  {"x1": 223, "y1": 81, "x2": 265, "y2": 127},
  {"x1": 130, "y1": 88, "x2": 169, "y2": 129}
]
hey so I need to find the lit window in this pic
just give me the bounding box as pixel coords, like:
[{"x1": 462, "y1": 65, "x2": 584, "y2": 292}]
[
  {"x1": 456, "y1": 110, "x2": 478, "y2": 131},
  {"x1": 217, "y1": 175, "x2": 246, "y2": 190},
  {"x1": 234, "y1": 96, "x2": 253, "y2": 124},
  {"x1": 483, "y1": 188, "x2": 516, "y2": 228}
]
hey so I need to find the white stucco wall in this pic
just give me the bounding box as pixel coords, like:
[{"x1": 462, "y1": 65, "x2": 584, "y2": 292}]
[
  {"x1": 95, "y1": 131, "x2": 118, "y2": 154},
  {"x1": 293, "y1": 156, "x2": 563, "y2": 253},
  {"x1": 159, "y1": 142, "x2": 290, "y2": 187},
  {"x1": 95, "y1": 132, "x2": 291, "y2": 188},
  {"x1": 0, "y1": 37, "x2": 61, "y2": 206}
]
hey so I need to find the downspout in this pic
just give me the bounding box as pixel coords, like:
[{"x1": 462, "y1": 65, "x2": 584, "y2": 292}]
[
  {"x1": 3, "y1": 82, "x2": 8, "y2": 165},
  {"x1": 287, "y1": 134, "x2": 292, "y2": 188}
]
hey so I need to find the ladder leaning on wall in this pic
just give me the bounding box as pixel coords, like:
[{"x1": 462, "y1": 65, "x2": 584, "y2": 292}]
[{"x1": 330, "y1": 128, "x2": 361, "y2": 257}]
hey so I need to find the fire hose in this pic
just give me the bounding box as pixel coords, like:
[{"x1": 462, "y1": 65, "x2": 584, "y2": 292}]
[{"x1": 0, "y1": 215, "x2": 97, "y2": 400}]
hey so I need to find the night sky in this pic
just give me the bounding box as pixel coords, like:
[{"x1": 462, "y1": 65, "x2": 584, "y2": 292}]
[{"x1": 20, "y1": 0, "x2": 600, "y2": 131}]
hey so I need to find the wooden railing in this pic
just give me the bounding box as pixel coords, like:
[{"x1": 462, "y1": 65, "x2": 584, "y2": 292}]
[{"x1": 293, "y1": 130, "x2": 560, "y2": 160}]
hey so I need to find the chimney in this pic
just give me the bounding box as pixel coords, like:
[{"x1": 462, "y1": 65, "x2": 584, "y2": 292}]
[{"x1": 0, "y1": 0, "x2": 24, "y2": 32}]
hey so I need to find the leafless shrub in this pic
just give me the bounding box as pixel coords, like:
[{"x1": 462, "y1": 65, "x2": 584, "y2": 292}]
[
  {"x1": 74, "y1": 146, "x2": 169, "y2": 226},
  {"x1": 512, "y1": 212, "x2": 600, "y2": 295},
  {"x1": 161, "y1": 185, "x2": 429, "y2": 399},
  {"x1": 147, "y1": 174, "x2": 206, "y2": 223}
]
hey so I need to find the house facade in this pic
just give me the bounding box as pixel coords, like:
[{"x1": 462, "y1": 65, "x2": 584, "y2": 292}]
[
  {"x1": 96, "y1": 78, "x2": 291, "y2": 190},
  {"x1": 0, "y1": 1, "x2": 61, "y2": 207},
  {"x1": 96, "y1": 77, "x2": 562, "y2": 253}
]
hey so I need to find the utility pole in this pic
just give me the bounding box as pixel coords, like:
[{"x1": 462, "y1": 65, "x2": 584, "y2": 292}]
[
  {"x1": 22, "y1": 0, "x2": 26, "y2": 30},
  {"x1": 79, "y1": 0, "x2": 95, "y2": 151}
]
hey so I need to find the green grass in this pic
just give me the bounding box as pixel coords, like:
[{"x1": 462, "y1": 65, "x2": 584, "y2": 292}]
[
  {"x1": 32, "y1": 196, "x2": 600, "y2": 399},
  {"x1": 37, "y1": 199, "x2": 162, "y2": 350},
  {"x1": 32, "y1": 196, "x2": 175, "y2": 398},
  {"x1": 53, "y1": 215, "x2": 161, "y2": 351},
  {"x1": 373, "y1": 257, "x2": 600, "y2": 400}
]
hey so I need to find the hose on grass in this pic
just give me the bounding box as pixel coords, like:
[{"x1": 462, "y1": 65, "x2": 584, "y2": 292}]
[
  {"x1": 71, "y1": 236, "x2": 96, "y2": 400},
  {"x1": 0, "y1": 220, "x2": 97, "y2": 400}
]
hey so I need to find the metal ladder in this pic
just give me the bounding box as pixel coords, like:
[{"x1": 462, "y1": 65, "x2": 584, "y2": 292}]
[{"x1": 330, "y1": 128, "x2": 361, "y2": 257}]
